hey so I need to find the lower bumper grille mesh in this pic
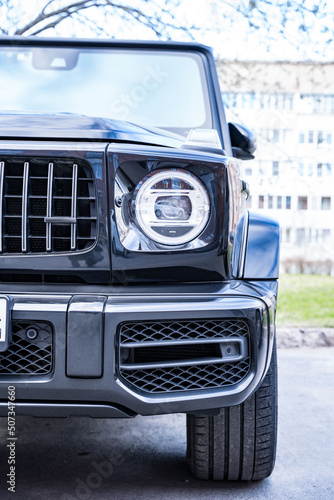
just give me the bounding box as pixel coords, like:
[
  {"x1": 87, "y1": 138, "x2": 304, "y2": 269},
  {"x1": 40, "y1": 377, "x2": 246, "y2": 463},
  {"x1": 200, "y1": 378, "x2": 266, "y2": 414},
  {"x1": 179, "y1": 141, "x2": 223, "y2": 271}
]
[
  {"x1": 0, "y1": 322, "x2": 53, "y2": 375},
  {"x1": 118, "y1": 319, "x2": 251, "y2": 394},
  {"x1": 120, "y1": 358, "x2": 250, "y2": 393}
]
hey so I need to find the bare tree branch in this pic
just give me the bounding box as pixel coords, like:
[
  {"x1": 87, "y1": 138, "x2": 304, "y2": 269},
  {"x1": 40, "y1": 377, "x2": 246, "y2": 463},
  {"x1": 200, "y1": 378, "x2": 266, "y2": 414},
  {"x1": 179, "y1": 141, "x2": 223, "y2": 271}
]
[
  {"x1": 11, "y1": 0, "x2": 189, "y2": 37},
  {"x1": 0, "y1": 0, "x2": 333, "y2": 59},
  {"x1": 15, "y1": 1, "x2": 103, "y2": 35}
]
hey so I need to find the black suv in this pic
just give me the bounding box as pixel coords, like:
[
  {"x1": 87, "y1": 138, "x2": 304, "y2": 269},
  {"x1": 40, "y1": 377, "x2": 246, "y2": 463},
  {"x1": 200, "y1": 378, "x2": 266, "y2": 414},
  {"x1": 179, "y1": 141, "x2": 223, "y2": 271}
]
[{"x1": 0, "y1": 37, "x2": 279, "y2": 481}]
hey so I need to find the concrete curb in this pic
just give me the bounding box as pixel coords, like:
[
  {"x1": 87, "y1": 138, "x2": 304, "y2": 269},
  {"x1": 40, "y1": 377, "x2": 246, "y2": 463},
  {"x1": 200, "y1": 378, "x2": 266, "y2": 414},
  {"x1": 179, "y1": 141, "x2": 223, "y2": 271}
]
[{"x1": 277, "y1": 327, "x2": 334, "y2": 348}]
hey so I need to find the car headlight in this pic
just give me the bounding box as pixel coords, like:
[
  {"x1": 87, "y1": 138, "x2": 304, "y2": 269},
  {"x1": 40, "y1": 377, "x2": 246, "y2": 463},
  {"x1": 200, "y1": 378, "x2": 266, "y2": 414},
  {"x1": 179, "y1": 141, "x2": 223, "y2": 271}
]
[{"x1": 134, "y1": 169, "x2": 210, "y2": 245}]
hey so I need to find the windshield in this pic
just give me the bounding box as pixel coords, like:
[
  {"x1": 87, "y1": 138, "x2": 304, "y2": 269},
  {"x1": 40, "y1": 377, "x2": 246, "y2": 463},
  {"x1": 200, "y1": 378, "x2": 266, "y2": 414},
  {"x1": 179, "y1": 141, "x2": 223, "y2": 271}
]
[{"x1": 0, "y1": 46, "x2": 213, "y2": 137}]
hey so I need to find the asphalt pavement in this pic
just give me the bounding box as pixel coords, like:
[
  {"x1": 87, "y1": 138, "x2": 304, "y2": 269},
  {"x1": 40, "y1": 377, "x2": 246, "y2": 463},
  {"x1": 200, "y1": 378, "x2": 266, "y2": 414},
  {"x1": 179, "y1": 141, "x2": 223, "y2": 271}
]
[{"x1": 1, "y1": 347, "x2": 333, "y2": 499}]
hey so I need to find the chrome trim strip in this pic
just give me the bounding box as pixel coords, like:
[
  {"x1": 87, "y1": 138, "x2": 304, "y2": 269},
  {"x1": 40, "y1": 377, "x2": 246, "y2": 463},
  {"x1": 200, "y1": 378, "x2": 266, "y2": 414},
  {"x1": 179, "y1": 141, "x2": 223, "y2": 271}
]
[
  {"x1": 13, "y1": 302, "x2": 69, "y2": 312},
  {"x1": 120, "y1": 355, "x2": 245, "y2": 370},
  {"x1": 120, "y1": 337, "x2": 245, "y2": 348},
  {"x1": 21, "y1": 161, "x2": 29, "y2": 252},
  {"x1": 120, "y1": 338, "x2": 247, "y2": 370},
  {"x1": 44, "y1": 217, "x2": 77, "y2": 224},
  {"x1": 105, "y1": 297, "x2": 260, "y2": 314}
]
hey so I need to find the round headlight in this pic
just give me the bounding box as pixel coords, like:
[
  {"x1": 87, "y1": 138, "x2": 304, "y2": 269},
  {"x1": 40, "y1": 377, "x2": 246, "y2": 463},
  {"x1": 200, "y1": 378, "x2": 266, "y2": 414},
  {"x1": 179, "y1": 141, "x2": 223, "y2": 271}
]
[{"x1": 134, "y1": 169, "x2": 210, "y2": 245}]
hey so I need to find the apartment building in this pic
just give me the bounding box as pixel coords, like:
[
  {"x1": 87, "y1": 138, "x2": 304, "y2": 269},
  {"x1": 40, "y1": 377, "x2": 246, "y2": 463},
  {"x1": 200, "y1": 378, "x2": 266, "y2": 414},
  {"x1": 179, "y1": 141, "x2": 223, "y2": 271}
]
[{"x1": 217, "y1": 61, "x2": 334, "y2": 272}]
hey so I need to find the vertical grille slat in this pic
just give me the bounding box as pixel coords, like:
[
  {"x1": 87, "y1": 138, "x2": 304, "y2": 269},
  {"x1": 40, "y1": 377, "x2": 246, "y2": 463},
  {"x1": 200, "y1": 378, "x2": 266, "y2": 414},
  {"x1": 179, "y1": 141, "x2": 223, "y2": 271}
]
[
  {"x1": 0, "y1": 161, "x2": 4, "y2": 252},
  {"x1": 0, "y1": 158, "x2": 96, "y2": 254},
  {"x1": 70, "y1": 163, "x2": 78, "y2": 251},
  {"x1": 46, "y1": 162, "x2": 54, "y2": 252},
  {"x1": 21, "y1": 162, "x2": 29, "y2": 253}
]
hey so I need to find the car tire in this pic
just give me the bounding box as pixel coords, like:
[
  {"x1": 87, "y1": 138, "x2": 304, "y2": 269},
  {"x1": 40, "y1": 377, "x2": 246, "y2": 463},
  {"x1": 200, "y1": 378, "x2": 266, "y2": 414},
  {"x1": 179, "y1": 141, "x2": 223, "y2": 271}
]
[{"x1": 186, "y1": 341, "x2": 277, "y2": 481}]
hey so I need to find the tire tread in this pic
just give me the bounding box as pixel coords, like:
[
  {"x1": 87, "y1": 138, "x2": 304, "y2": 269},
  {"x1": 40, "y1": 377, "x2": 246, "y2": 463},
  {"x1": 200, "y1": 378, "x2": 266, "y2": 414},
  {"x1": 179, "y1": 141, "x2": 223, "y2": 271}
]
[{"x1": 187, "y1": 341, "x2": 277, "y2": 481}]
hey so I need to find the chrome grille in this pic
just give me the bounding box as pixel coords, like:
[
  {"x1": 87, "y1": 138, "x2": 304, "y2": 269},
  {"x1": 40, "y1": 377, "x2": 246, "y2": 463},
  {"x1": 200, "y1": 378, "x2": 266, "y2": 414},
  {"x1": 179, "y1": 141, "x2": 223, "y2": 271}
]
[
  {"x1": 118, "y1": 319, "x2": 250, "y2": 394},
  {"x1": 0, "y1": 322, "x2": 53, "y2": 375},
  {"x1": 0, "y1": 158, "x2": 96, "y2": 253}
]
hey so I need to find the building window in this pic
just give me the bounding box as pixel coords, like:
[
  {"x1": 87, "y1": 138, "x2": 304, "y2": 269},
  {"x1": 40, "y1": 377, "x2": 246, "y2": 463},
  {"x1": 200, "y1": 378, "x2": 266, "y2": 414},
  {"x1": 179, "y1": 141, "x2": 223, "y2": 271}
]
[
  {"x1": 286, "y1": 228, "x2": 291, "y2": 243},
  {"x1": 325, "y1": 96, "x2": 334, "y2": 113},
  {"x1": 298, "y1": 130, "x2": 331, "y2": 145},
  {"x1": 246, "y1": 195, "x2": 252, "y2": 209},
  {"x1": 259, "y1": 195, "x2": 264, "y2": 209},
  {"x1": 299, "y1": 163, "x2": 304, "y2": 176},
  {"x1": 301, "y1": 94, "x2": 334, "y2": 114},
  {"x1": 268, "y1": 196, "x2": 273, "y2": 209},
  {"x1": 272, "y1": 161, "x2": 279, "y2": 176},
  {"x1": 273, "y1": 130, "x2": 279, "y2": 143},
  {"x1": 298, "y1": 196, "x2": 308, "y2": 210},
  {"x1": 308, "y1": 163, "x2": 313, "y2": 176},
  {"x1": 322, "y1": 229, "x2": 331, "y2": 242},
  {"x1": 321, "y1": 197, "x2": 331, "y2": 210},
  {"x1": 286, "y1": 196, "x2": 291, "y2": 209},
  {"x1": 277, "y1": 196, "x2": 282, "y2": 209},
  {"x1": 317, "y1": 163, "x2": 332, "y2": 177},
  {"x1": 245, "y1": 167, "x2": 252, "y2": 176},
  {"x1": 274, "y1": 95, "x2": 279, "y2": 109}
]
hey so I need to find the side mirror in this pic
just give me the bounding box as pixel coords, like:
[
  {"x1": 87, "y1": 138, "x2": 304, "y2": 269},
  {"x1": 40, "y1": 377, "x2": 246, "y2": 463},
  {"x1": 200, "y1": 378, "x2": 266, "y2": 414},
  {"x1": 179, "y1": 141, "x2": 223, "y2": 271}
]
[{"x1": 228, "y1": 122, "x2": 257, "y2": 160}]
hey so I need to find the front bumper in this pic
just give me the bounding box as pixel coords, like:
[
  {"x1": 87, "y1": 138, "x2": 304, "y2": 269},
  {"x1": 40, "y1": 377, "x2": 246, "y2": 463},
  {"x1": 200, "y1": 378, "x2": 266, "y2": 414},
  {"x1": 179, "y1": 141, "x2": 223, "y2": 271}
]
[{"x1": 0, "y1": 281, "x2": 277, "y2": 417}]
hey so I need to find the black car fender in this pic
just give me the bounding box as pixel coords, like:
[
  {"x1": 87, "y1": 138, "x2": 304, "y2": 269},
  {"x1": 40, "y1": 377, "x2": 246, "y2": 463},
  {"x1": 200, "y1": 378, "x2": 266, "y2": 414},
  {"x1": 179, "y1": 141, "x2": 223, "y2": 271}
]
[{"x1": 232, "y1": 211, "x2": 280, "y2": 280}]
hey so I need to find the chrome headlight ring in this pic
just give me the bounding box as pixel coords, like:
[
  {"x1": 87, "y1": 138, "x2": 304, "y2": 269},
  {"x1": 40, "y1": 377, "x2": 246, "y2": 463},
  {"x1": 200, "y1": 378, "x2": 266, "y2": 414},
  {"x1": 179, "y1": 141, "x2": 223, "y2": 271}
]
[{"x1": 133, "y1": 169, "x2": 210, "y2": 246}]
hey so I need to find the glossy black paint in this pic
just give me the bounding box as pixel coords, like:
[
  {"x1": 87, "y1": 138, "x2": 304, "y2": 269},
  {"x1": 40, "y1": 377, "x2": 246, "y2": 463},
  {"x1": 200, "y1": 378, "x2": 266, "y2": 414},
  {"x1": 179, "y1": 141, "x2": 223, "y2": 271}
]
[
  {"x1": 0, "y1": 113, "x2": 184, "y2": 148},
  {"x1": 243, "y1": 212, "x2": 280, "y2": 280},
  {"x1": 229, "y1": 122, "x2": 257, "y2": 160},
  {"x1": 108, "y1": 144, "x2": 231, "y2": 283},
  {"x1": 231, "y1": 211, "x2": 280, "y2": 280}
]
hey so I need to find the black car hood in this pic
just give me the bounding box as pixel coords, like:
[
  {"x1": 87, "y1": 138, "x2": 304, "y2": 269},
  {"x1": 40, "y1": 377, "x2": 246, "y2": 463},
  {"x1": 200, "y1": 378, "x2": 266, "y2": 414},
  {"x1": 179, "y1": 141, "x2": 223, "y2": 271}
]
[{"x1": 0, "y1": 112, "x2": 184, "y2": 148}]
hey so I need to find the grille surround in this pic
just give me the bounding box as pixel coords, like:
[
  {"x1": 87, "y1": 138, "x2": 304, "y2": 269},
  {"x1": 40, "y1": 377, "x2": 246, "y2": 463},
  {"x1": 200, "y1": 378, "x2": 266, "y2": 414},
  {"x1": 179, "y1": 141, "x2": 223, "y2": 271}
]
[
  {"x1": 118, "y1": 319, "x2": 251, "y2": 394},
  {"x1": 0, "y1": 321, "x2": 53, "y2": 376},
  {"x1": 0, "y1": 157, "x2": 97, "y2": 254}
]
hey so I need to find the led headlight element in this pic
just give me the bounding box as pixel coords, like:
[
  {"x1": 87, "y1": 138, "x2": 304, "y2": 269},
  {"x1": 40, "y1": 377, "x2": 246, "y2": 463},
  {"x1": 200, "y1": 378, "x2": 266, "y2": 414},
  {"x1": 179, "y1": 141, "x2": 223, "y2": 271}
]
[{"x1": 135, "y1": 169, "x2": 210, "y2": 245}]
